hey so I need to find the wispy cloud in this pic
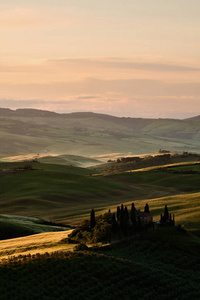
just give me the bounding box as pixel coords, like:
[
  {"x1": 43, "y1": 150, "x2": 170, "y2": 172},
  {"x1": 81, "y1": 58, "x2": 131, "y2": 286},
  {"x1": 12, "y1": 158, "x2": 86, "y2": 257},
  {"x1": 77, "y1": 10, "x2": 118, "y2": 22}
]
[
  {"x1": 0, "y1": 76, "x2": 199, "y2": 119},
  {"x1": 0, "y1": 94, "x2": 199, "y2": 119},
  {"x1": 49, "y1": 58, "x2": 200, "y2": 72},
  {"x1": 1, "y1": 78, "x2": 200, "y2": 98},
  {"x1": 1, "y1": 57, "x2": 199, "y2": 88}
]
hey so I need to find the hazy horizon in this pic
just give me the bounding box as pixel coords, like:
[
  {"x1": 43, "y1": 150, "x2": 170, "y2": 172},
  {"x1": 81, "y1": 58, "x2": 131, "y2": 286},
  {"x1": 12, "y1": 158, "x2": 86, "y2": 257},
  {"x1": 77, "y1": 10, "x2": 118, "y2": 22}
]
[
  {"x1": 0, "y1": 105, "x2": 199, "y2": 120},
  {"x1": 1, "y1": 1, "x2": 200, "y2": 119}
]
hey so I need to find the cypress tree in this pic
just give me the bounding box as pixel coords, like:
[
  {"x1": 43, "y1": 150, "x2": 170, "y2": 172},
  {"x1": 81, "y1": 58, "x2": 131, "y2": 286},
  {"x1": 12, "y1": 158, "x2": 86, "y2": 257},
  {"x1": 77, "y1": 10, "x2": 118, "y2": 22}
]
[
  {"x1": 124, "y1": 206, "x2": 129, "y2": 236},
  {"x1": 119, "y1": 204, "x2": 124, "y2": 232},
  {"x1": 131, "y1": 203, "x2": 137, "y2": 232},
  {"x1": 90, "y1": 209, "x2": 96, "y2": 229},
  {"x1": 111, "y1": 213, "x2": 118, "y2": 235},
  {"x1": 137, "y1": 215, "x2": 141, "y2": 231},
  {"x1": 124, "y1": 206, "x2": 129, "y2": 220},
  {"x1": 169, "y1": 213, "x2": 172, "y2": 225},
  {"x1": 144, "y1": 203, "x2": 150, "y2": 213},
  {"x1": 117, "y1": 206, "x2": 120, "y2": 222},
  {"x1": 131, "y1": 203, "x2": 136, "y2": 212},
  {"x1": 164, "y1": 205, "x2": 169, "y2": 221},
  {"x1": 131, "y1": 203, "x2": 136, "y2": 221}
]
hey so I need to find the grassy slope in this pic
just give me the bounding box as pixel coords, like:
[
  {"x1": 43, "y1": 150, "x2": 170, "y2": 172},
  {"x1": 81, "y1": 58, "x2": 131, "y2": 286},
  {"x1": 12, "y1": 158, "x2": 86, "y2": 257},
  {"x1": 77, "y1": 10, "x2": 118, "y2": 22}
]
[
  {"x1": 0, "y1": 230, "x2": 73, "y2": 260},
  {"x1": 0, "y1": 161, "x2": 200, "y2": 233},
  {"x1": 1, "y1": 111, "x2": 200, "y2": 156},
  {"x1": 38, "y1": 154, "x2": 101, "y2": 167},
  {"x1": 0, "y1": 161, "x2": 129, "y2": 223},
  {"x1": 0, "y1": 157, "x2": 199, "y2": 299},
  {"x1": 97, "y1": 154, "x2": 200, "y2": 173},
  {"x1": 0, "y1": 153, "x2": 102, "y2": 167},
  {"x1": 0, "y1": 227, "x2": 199, "y2": 300},
  {"x1": 105, "y1": 193, "x2": 200, "y2": 234},
  {"x1": 0, "y1": 214, "x2": 71, "y2": 241}
]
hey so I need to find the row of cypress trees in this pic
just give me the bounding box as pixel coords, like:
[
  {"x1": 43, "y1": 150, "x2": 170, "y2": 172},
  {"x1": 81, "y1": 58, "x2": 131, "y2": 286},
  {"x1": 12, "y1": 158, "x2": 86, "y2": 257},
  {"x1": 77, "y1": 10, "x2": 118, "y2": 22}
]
[
  {"x1": 90, "y1": 203, "x2": 152, "y2": 240},
  {"x1": 89, "y1": 204, "x2": 175, "y2": 243},
  {"x1": 160, "y1": 205, "x2": 175, "y2": 226}
]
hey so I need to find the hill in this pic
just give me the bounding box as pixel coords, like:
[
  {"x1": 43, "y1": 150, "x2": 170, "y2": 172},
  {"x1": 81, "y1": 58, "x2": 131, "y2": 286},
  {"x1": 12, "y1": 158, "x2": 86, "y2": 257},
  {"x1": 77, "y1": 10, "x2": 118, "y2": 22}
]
[
  {"x1": 0, "y1": 153, "x2": 102, "y2": 167},
  {"x1": 98, "y1": 153, "x2": 200, "y2": 174},
  {"x1": 1, "y1": 227, "x2": 199, "y2": 300},
  {"x1": 0, "y1": 214, "x2": 70, "y2": 241},
  {"x1": 0, "y1": 108, "x2": 200, "y2": 156},
  {"x1": 0, "y1": 161, "x2": 200, "y2": 235},
  {"x1": 0, "y1": 158, "x2": 200, "y2": 299}
]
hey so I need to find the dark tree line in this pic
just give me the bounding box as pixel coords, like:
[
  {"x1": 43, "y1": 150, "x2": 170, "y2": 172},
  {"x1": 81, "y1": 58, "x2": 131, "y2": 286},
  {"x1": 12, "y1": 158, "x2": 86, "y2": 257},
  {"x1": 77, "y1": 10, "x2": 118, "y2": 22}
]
[
  {"x1": 90, "y1": 209, "x2": 96, "y2": 228},
  {"x1": 160, "y1": 205, "x2": 175, "y2": 226},
  {"x1": 77, "y1": 203, "x2": 175, "y2": 244},
  {"x1": 90, "y1": 202, "x2": 153, "y2": 242}
]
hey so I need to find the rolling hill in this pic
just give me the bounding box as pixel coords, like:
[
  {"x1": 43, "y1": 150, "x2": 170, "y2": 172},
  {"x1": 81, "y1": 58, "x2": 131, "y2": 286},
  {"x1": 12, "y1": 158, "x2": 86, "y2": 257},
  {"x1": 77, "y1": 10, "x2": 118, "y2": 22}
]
[
  {"x1": 0, "y1": 108, "x2": 200, "y2": 157},
  {"x1": 0, "y1": 160, "x2": 200, "y2": 235},
  {"x1": 0, "y1": 158, "x2": 200, "y2": 300}
]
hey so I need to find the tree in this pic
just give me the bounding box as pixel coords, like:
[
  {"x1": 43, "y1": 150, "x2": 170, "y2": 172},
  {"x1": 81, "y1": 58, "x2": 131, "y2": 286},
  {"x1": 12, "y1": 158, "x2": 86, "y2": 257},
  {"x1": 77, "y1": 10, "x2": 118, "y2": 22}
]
[
  {"x1": 123, "y1": 206, "x2": 129, "y2": 236},
  {"x1": 111, "y1": 213, "x2": 118, "y2": 236},
  {"x1": 173, "y1": 214, "x2": 175, "y2": 226},
  {"x1": 90, "y1": 209, "x2": 96, "y2": 229},
  {"x1": 164, "y1": 205, "x2": 169, "y2": 221},
  {"x1": 130, "y1": 203, "x2": 137, "y2": 233},
  {"x1": 119, "y1": 204, "x2": 124, "y2": 229},
  {"x1": 131, "y1": 203, "x2": 136, "y2": 219},
  {"x1": 137, "y1": 215, "x2": 141, "y2": 230},
  {"x1": 169, "y1": 213, "x2": 172, "y2": 225},
  {"x1": 144, "y1": 203, "x2": 150, "y2": 213},
  {"x1": 117, "y1": 206, "x2": 120, "y2": 222},
  {"x1": 124, "y1": 206, "x2": 129, "y2": 221}
]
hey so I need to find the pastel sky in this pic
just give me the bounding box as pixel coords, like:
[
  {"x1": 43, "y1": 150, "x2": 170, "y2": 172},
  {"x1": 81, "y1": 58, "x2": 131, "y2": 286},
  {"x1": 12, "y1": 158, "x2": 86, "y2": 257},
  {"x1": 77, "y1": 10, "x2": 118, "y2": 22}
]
[{"x1": 1, "y1": 0, "x2": 200, "y2": 118}]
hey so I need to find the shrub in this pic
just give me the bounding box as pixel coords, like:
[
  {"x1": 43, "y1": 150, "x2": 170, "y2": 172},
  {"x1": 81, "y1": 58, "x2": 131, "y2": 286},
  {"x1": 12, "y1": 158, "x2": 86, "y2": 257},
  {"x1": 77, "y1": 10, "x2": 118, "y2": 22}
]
[{"x1": 74, "y1": 243, "x2": 88, "y2": 251}]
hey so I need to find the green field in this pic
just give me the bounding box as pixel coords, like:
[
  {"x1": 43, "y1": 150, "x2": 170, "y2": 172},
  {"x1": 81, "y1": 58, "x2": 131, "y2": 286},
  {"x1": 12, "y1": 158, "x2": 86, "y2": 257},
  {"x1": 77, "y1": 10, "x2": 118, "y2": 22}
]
[
  {"x1": 1, "y1": 40, "x2": 200, "y2": 300},
  {"x1": 0, "y1": 161, "x2": 200, "y2": 235},
  {"x1": 0, "y1": 214, "x2": 70, "y2": 240},
  {"x1": 0, "y1": 155, "x2": 200, "y2": 299}
]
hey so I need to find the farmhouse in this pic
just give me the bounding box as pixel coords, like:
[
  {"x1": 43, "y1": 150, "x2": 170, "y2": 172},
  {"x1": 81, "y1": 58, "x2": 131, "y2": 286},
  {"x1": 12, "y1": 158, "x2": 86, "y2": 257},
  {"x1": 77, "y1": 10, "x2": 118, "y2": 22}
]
[{"x1": 135, "y1": 210, "x2": 153, "y2": 224}]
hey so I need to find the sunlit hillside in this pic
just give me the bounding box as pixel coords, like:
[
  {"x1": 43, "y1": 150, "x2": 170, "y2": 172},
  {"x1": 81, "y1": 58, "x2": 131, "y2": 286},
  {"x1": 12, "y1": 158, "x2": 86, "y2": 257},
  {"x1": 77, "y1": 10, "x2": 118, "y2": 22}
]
[
  {"x1": 1, "y1": 109, "x2": 200, "y2": 156},
  {"x1": 0, "y1": 147, "x2": 200, "y2": 300},
  {"x1": 0, "y1": 230, "x2": 73, "y2": 260},
  {"x1": 0, "y1": 160, "x2": 200, "y2": 235}
]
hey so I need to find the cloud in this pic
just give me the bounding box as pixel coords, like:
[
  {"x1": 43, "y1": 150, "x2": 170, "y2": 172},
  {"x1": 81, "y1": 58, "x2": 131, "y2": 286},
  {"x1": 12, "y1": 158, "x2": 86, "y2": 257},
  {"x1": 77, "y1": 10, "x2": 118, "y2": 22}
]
[
  {"x1": 1, "y1": 78, "x2": 200, "y2": 99},
  {"x1": 49, "y1": 58, "x2": 200, "y2": 72},
  {"x1": 1, "y1": 58, "x2": 199, "y2": 90},
  {"x1": 75, "y1": 95, "x2": 99, "y2": 100},
  {"x1": 0, "y1": 55, "x2": 199, "y2": 119},
  {"x1": 0, "y1": 77, "x2": 199, "y2": 120}
]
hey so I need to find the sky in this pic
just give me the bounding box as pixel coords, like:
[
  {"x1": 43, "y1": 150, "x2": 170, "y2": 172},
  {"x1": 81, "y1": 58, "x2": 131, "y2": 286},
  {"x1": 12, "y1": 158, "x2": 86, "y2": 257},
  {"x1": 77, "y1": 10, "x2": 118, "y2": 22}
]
[{"x1": 1, "y1": 0, "x2": 200, "y2": 118}]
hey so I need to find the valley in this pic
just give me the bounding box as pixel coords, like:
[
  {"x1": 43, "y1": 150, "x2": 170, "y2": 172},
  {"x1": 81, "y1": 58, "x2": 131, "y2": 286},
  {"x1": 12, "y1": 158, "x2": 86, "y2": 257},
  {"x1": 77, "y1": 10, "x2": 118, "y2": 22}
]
[{"x1": 0, "y1": 109, "x2": 200, "y2": 299}]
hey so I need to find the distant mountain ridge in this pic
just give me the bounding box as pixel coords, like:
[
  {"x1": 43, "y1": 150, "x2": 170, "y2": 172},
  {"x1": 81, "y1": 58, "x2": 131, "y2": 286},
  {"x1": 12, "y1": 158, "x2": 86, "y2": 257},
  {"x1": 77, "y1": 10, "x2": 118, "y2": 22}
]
[
  {"x1": 1, "y1": 107, "x2": 199, "y2": 119},
  {"x1": 0, "y1": 108, "x2": 200, "y2": 156}
]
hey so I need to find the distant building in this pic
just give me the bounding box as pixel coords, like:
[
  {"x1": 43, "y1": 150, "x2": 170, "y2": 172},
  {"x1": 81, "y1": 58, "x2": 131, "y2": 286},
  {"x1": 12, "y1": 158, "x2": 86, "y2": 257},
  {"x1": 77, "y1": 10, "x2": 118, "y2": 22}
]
[{"x1": 135, "y1": 210, "x2": 153, "y2": 224}]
